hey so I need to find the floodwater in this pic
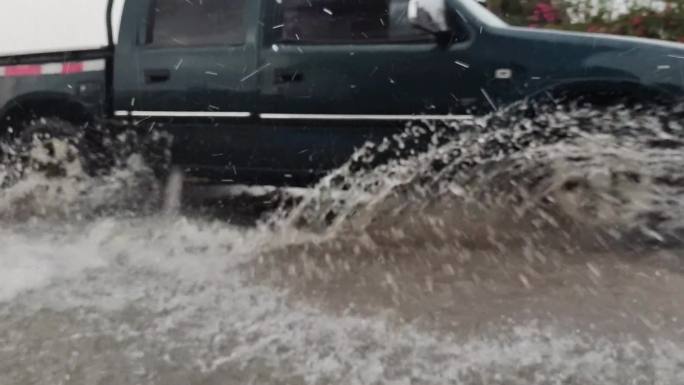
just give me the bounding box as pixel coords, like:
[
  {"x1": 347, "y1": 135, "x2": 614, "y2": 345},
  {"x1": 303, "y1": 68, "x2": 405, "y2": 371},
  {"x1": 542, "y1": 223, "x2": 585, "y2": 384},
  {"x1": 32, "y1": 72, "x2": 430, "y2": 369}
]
[{"x1": 1, "y1": 104, "x2": 684, "y2": 384}]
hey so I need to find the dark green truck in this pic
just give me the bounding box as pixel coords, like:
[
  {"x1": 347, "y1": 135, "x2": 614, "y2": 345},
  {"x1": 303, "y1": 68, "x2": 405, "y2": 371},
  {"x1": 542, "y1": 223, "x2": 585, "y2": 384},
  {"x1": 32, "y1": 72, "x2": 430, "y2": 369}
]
[{"x1": 1, "y1": 0, "x2": 683, "y2": 186}]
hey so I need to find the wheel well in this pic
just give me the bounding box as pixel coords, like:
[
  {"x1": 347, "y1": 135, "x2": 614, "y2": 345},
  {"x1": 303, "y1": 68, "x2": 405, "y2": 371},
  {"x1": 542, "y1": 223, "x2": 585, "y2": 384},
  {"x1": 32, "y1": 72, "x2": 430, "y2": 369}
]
[
  {"x1": 543, "y1": 80, "x2": 675, "y2": 107},
  {"x1": 0, "y1": 94, "x2": 93, "y2": 136}
]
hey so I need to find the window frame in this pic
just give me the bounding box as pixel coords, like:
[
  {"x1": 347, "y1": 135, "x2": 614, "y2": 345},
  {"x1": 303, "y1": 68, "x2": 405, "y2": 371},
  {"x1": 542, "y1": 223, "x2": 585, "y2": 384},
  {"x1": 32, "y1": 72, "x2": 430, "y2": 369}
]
[{"x1": 143, "y1": 0, "x2": 249, "y2": 49}]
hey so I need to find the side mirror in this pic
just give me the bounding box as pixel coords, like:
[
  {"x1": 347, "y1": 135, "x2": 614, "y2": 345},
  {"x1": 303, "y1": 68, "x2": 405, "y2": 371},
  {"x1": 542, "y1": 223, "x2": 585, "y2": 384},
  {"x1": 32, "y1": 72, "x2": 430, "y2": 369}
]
[{"x1": 408, "y1": 0, "x2": 449, "y2": 34}]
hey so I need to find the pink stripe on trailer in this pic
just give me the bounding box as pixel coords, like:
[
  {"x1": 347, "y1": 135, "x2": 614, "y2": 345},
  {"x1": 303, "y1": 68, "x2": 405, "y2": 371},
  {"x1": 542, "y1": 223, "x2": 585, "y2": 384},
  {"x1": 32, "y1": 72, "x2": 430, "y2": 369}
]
[{"x1": 0, "y1": 59, "x2": 105, "y2": 78}]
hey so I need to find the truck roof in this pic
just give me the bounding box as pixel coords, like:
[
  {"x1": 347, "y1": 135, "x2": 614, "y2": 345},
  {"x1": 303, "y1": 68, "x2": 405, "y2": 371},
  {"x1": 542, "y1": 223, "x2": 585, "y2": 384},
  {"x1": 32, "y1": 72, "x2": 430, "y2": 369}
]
[{"x1": 0, "y1": 0, "x2": 123, "y2": 57}]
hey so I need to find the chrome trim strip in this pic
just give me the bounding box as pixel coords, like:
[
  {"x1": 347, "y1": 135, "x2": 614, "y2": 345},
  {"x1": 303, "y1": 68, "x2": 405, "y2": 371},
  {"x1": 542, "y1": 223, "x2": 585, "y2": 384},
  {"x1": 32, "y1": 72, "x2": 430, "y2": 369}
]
[
  {"x1": 114, "y1": 110, "x2": 252, "y2": 118},
  {"x1": 259, "y1": 113, "x2": 473, "y2": 121},
  {"x1": 113, "y1": 111, "x2": 474, "y2": 121}
]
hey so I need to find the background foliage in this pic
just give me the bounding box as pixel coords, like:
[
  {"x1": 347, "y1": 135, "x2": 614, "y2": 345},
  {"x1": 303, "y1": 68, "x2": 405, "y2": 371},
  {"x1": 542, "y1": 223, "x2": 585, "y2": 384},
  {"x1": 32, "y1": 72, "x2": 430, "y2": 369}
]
[{"x1": 489, "y1": 0, "x2": 684, "y2": 42}]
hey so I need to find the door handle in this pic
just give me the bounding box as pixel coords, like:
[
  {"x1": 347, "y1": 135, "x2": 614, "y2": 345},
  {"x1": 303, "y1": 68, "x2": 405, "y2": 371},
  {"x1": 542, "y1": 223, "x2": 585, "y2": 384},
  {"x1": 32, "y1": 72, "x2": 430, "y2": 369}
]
[
  {"x1": 144, "y1": 69, "x2": 171, "y2": 84},
  {"x1": 274, "y1": 69, "x2": 303, "y2": 84}
]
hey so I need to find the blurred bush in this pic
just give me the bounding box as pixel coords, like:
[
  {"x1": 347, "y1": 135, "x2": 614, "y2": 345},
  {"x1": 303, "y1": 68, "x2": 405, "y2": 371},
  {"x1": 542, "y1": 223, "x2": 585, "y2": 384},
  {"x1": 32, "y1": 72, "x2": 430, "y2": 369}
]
[{"x1": 491, "y1": 0, "x2": 684, "y2": 42}]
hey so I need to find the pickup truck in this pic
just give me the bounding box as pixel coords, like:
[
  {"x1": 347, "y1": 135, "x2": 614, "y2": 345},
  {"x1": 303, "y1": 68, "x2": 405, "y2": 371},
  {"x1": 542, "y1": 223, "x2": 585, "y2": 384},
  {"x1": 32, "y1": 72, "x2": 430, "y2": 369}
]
[{"x1": 1, "y1": 0, "x2": 683, "y2": 186}]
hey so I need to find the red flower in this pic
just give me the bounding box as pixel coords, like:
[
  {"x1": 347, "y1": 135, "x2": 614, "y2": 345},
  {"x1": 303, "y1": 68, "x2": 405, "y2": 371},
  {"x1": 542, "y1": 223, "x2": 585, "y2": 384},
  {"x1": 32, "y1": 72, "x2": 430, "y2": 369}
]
[{"x1": 630, "y1": 15, "x2": 643, "y2": 26}]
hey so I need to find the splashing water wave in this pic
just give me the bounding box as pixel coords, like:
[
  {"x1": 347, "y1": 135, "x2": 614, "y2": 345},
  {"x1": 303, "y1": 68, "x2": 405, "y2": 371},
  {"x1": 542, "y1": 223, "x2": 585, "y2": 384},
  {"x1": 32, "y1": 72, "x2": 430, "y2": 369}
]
[
  {"x1": 0, "y1": 121, "x2": 170, "y2": 221},
  {"x1": 279, "y1": 103, "x2": 684, "y2": 245},
  {"x1": 1, "y1": 104, "x2": 684, "y2": 384}
]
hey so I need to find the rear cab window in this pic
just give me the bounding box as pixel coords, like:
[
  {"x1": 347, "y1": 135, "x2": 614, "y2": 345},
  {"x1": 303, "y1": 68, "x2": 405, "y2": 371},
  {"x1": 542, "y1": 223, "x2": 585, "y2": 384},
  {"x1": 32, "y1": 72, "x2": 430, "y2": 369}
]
[{"x1": 146, "y1": 0, "x2": 247, "y2": 47}]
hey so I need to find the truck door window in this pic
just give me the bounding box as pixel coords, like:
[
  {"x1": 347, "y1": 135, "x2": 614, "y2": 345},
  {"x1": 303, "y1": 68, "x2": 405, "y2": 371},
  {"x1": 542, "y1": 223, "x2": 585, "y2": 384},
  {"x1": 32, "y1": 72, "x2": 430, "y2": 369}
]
[
  {"x1": 275, "y1": 0, "x2": 433, "y2": 44},
  {"x1": 148, "y1": 0, "x2": 247, "y2": 47}
]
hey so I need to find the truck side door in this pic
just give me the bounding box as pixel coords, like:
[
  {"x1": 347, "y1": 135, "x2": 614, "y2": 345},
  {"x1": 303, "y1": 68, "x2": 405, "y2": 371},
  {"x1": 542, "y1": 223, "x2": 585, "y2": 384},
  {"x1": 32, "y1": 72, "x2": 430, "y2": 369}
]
[
  {"x1": 113, "y1": 0, "x2": 259, "y2": 170},
  {"x1": 256, "y1": 0, "x2": 485, "y2": 171}
]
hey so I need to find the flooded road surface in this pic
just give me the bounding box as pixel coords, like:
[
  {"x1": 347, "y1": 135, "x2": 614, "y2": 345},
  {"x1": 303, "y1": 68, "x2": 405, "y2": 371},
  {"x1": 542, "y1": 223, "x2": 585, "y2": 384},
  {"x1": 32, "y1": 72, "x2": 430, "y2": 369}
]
[{"x1": 1, "y1": 105, "x2": 684, "y2": 384}]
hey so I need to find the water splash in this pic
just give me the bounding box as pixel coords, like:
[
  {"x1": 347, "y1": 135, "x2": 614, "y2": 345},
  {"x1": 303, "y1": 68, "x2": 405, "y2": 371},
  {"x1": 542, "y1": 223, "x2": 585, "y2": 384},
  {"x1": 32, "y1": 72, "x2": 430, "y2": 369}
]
[
  {"x1": 1, "y1": 104, "x2": 684, "y2": 384},
  {"x1": 0, "y1": 120, "x2": 171, "y2": 221},
  {"x1": 276, "y1": 103, "x2": 684, "y2": 247}
]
